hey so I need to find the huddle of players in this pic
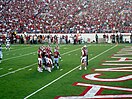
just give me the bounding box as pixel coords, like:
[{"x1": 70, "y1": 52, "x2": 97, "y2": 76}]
[{"x1": 38, "y1": 45, "x2": 61, "y2": 72}]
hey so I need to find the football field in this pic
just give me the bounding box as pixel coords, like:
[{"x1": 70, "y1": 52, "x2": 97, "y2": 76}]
[{"x1": 0, "y1": 44, "x2": 132, "y2": 99}]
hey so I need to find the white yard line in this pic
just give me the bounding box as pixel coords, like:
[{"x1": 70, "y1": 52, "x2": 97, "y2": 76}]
[
  {"x1": 2, "y1": 52, "x2": 36, "y2": 61},
  {"x1": 0, "y1": 63, "x2": 38, "y2": 78},
  {"x1": 0, "y1": 47, "x2": 81, "y2": 78},
  {"x1": 102, "y1": 63, "x2": 132, "y2": 66},
  {"x1": 111, "y1": 57, "x2": 132, "y2": 59},
  {"x1": 24, "y1": 45, "x2": 117, "y2": 99},
  {"x1": 105, "y1": 60, "x2": 132, "y2": 62},
  {"x1": 114, "y1": 54, "x2": 132, "y2": 56},
  {"x1": 0, "y1": 68, "x2": 3, "y2": 70},
  {"x1": 117, "y1": 52, "x2": 132, "y2": 54}
]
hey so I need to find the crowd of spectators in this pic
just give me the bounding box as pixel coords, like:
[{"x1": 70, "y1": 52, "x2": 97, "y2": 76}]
[
  {"x1": 0, "y1": 0, "x2": 131, "y2": 34},
  {"x1": 0, "y1": 33, "x2": 71, "y2": 45}
]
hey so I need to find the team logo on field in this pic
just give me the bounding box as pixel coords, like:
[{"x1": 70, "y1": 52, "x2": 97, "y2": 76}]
[{"x1": 55, "y1": 47, "x2": 132, "y2": 99}]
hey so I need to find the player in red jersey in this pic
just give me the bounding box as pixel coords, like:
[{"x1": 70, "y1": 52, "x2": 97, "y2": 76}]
[
  {"x1": 53, "y1": 47, "x2": 61, "y2": 69},
  {"x1": 37, "y1": 47, "x2": 43, "y2": 72},
  {"x1": 79, "y1": 45, "x2": 87, "y2": 70},
  {"x1": 45, "y1": 55, "x2": 53, "y2": 72},
  {"x1": 41, "y1": 46, "x2": 47, "y2": 69}
]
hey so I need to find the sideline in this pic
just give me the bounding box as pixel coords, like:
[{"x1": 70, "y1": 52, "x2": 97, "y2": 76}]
[{"x1": 24, "y1": 45, "x2": 117, "y2": 99}]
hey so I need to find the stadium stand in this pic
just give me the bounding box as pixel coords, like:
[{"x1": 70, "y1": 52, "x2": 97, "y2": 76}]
[{"x1": 0, "y1": 0, "x2": 131, "y2": 34}]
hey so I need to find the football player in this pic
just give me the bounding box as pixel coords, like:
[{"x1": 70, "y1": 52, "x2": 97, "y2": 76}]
[
  {"x1": 0, "y1": 44, "x2": 2, "y2": 63},
  {"x1": 6, "y1": 37, "x2": 10, "y2": 50},
  {"x1": 79, "y1": 45, "x2": 87, "y2": 70},
  {"x1": 41, "y1": 46, "x2": 47, "y2": 69},
  {"x1": 37, "y1": 47, "x2": 43, "y2": 72},
  {"x1": 53, "y1": 48, "x2": 61, "y2": 69},
  {"x1": 45, "y1": 55, "x2": 53, "y2": 72}
]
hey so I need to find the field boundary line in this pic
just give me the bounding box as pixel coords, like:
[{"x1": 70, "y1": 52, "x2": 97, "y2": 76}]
[
  {"x1": 0, "y1": 47, "x2": 81, "y2": 78},
  {"x1": 24, "y1": 45, "x2": 117, "y2": 99}
]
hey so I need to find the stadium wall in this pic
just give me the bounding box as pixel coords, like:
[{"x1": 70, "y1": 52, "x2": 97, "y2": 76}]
[{"x1": 20, "y1": 33, "x2": 131, "y2": 44}]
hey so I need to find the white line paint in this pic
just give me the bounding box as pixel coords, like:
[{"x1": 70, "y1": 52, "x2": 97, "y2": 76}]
[
  {"x1": 77, "y1": 83, "x2": 132, "y2": 91},
  {"x1": 2, "y1": 52, "x2": 36, "y2": 61},
  {"x1": 111, "y1": 57, "x2": 132, "y2": 59},
  {"x1": 102, "y1": 63, "x2": 132, "y2": 66},
  {"x1": 95, "y1": 66, "x2": 132, "y2": 72},
  {"x1": 0, "y1": 68, "x2": 3, "y2": 70},
  {"x1": 119, "y1": 57, "x2": 127, "y2": 61},
  {"x1": 24, "y1": 45, "x2": 117, "y2": 99},
  {"x1": 84, "y1": 73, "x2": 132, "y2": 82},
  {"x1": 28, "y1": 68, "x2": 32, "y2": 71},
  {"x1": 60, "y1": 83, "x2": 132, "y2": 98},
  {"x1": 0, "y1": 63, "x2": 38, "y2": 78},
  {"x1": 84, "y1": 86, "x2": 100, "y2": 97},
  {"x1": 0, "y1": 47, "x2": 81, "y2": 78},
  {"x1": 8, "y1": 68, "x2": 13, "y2": 70},
  {"x1": 105, "y1": 60, "x2": 132, "y2": 62},
  {"x1": 114, "y1": 53, "x2": 132, "y2": 56},
  {"x1": 117, "y1": 51, "x2": 132, "y2": 53}
]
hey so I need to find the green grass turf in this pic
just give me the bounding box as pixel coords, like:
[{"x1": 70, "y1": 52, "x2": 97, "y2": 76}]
[{"x1": 0, "y1": 44, "x2": 131, "y2": 99}]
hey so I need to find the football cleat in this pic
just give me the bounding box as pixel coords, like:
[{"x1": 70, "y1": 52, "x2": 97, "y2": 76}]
[
  {"x1": 79, "y1": 67, "x2": 82, "y2": 70},
  {"x1": 57, "y1": 66, "x2": 59, "y2": 69}
]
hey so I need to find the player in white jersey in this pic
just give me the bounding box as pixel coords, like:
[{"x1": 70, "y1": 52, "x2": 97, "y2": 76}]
[
  {"x1": 45, "y1": 55, "x2": 53, "y2": 72},
  {"x1": 53, "y1": 48, "x2": 61, "y2": 69},
  {"x1": 79, "y1": 45, "x2": 88, "y2": 70},
  {"x1": 0, "y1": 44, "x2": 3, "y2": 63},
  {"x1": 6, "y1": 38, "x2": 10, "y2": 50}
]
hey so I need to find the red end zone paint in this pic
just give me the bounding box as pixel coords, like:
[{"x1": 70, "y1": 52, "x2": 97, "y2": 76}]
[
  {"x1": 54, "y1": 96, "x2": 61, "y2": 99},
  {"x1": 125, "y1": 58, "x2": 129, "y2": 60},
  {"x1": 96, "y1": 88, "x2": 104, "y2": 95},
  {"x1": 72, "y1": 82, "x2": 92, "y2": 96},
  {"x1": 79, "y1": 86, "x2": 92, "y2": 96}
]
